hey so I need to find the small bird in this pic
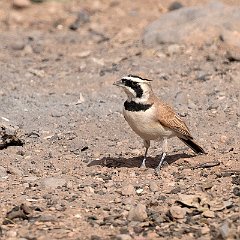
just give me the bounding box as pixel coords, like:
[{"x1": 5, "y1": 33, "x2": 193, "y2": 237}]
[{"x1": 114, "y1": 75, "x2": 205, "y2": 172}]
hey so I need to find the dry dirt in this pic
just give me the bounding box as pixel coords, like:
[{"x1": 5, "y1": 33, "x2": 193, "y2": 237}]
[{"x1": 0, "y1": 0, "x2": 239, "y2": 239}]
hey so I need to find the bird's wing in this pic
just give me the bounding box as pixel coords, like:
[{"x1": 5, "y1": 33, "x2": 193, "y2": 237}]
[{"x1": 156, "y1": 101, "x2": 193, "y2": 138}]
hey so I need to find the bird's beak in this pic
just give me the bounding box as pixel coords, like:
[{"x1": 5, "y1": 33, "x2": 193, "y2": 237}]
[{"x1": 113, "y1": 80, "x2": 123, "y2": 87}]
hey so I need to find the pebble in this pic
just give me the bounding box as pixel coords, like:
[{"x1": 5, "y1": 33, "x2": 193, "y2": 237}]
[
  {"x1": 24, "y1": 45, "x2": 33, "y2": 54},
  {"x1": 136, "y1": 188, "x2": 144, "y2": 195},
  {"x1": 220, "y1": 135, "x2": 228, "y2": 143},
  {"x1": 6, "y1": 230, "x2": 17, "y2": 237},
  {"x1": 85, "y1": 186, "x2": 95, "y2": 194},
  {"x1": 0, "y1": 166, "x2": 7, "y2": 178},
  {"x1": 11, "y1": 41, "x2": 25, "y2": 51},
  {"x1": 121, "y1": 184, "x2": 135, "y2": 196},
  {"x1": 23, "y1": 176, "x2": 38, "y2": 182},
  {"x1": 38, "y1": 214, "x2": 56, "y2": 222},
  {"x1": 13, "y1": 0, "x2": 31, "y2": 8},
  {"x1": 226, "y1": 49, "x2": 240, "y2": 61},
  {"x1": 201, "y1": 226, "x2": 210, "y2": 235},
  {"x1": 169, "y1": 206, "x2": 186, "y2": 219},
  {"x1": 91, "y1": 235, "x2": 102, "y2": 240},
  {"x1": 232, "y1": 176, "x2": 240, "y2": 185},
  {"x1": 167, "y1": 44, "x2": 181, "y2": 56},
  {"x1": 115, "y1": 234, "x2": 132, "y2": 240},
  {"x1": 219, "y1": 221, "x2": 230, "y2": 239},
  {"x1": 202, "y1": 210, "x2": 215, "y2": 218},
  {"x1": 168, "y1": 1, "x2": 184, "y2": 11},
  {"x1": 149, "y1": 181, "x2": 159, "y2": 192},
  {"x1": 41, "y1": 177, "x2": 66, "y2": 189},
  {"x1": 196, "y1": 71, "x2": 209, "y2": 81},
  {"x1": 233, "y1": 187, "x2": 240, "y2": 197},
  {"x1": 29, "y1": 68, "x2": 45, "y2": 78},
  {"x1": 128, "y1": 203, "x2": 148, "y2": 222},
  {"x1": 114, "y1": 197, "x2": 122, "y2": 203},
  {"x1": 7, "y1": 166, "x2": 23, "y2": 176}
]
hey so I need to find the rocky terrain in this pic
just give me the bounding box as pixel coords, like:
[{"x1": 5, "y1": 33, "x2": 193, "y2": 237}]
[{"x1": 0, "y1": 0, "x2": 239, "y2": 239}]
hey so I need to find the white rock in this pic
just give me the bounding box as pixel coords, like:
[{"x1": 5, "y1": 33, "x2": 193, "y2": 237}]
[{"x1": 41, "y1": 177, "x2": 66, "y2": 189}]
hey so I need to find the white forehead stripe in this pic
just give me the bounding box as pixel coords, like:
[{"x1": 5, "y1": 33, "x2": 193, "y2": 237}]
[{"x1": 122, "y1": 76, "x2": 151, "y2": 83}]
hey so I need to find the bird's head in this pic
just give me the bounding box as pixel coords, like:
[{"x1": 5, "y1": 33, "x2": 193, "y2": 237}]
[{"x1": 114, "y1": 75, "x2": 152, "y2": 101}]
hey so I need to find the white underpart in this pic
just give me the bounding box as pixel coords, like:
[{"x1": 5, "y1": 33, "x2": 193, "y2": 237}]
[{"x1": 123, "y1": 105, "x2": 175, "y2": 141}]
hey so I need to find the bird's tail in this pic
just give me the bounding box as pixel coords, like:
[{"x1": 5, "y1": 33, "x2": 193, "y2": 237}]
[{"x1": 178, "y1": 137, "x2": 206, "y2": 154}]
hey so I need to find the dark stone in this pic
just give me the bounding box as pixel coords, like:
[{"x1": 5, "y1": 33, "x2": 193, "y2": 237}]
[
  {"x1": 232, "y1": 175, "x2": 240, "y2": 185},
  {"x1": 233, "y1": 187, "x2": 240, "y2": 197},
  {"x1": 168, "y1": 1, "x2": 184, "y2": 11}
]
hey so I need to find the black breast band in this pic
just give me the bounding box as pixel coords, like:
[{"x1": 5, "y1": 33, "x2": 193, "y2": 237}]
[{"x1": 124, "y1": 101, "x2": 153, "y2": 112}]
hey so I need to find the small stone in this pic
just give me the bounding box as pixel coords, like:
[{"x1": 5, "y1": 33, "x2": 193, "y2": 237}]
[
  {"x1": 128, "y1": 203, "x2": 148, "y2": 222},
  {"x1": 196, "y1": 71, "x2": 209, "y2": 81},
  {"x1": 114, "y1": 197, "x2": 122, "y2": 203},
  {"x1": 11, "y1": 41, "x2": 25, "y2": 50},
  {"x1": 232, "y1": 176, "x2": 240, "y2": 185},
  {"x1": 220, "y1": 135, "x2": 228, "y2": 143},
  {"x1": 170, "y1": 186, "x2": 181, "y2": 194},
  {"x1": 168, "y1": 1, "x2": 184, "y2": 11},
  {"x1": 233, "y1": 187, "x2": 240, "y2": 197},
  {"x1": 23, "y1": 176, "x2": 38, "y2": 182},
  {"x1": 13, "y1": 0, "x2": 31, "y2": 8},
  {"x1": 219, "y1": 221, "x2": 230, "y2": 239},
  {"x1": 74, "y1": 51, "x2": 91, "y2": 58},
  {"x1": 7, "y1": 166, "x2": 23, "y2": 176},
  {"x1": 0, "y1": 166, "x2": 7, "y2": 178},
  {"x1": 206, "y1": 53, "x2": 216, "y2": 61},
  {"x1": 85, "y1": 186, "x2": 95, "y2": 194},
  {"x1": 226, "y1": 49, "x2": 240, "y2": 61},
  {"x1": 203, "y1": 210, "x2": 215, "y2": 218},
  {"x1": 6, "y1": 230, "x2": 17, "y2": 237},
  {"x1": 121, "y1": 184, "x2": 135, "y2": 196},
  {"x1": 202, "y1": 181, "x2": 213, "y2": 190},
  {"x1": 167, "y1": 44, "x2": 181, "y2": 56},
  {"x1": 41, "y1": 177, "x2": 66, "y2": 189},
  {"x1": 38, "y1": 214, "x2": 56, "y2": 222},
  {"x1": 29, "y1": 68, "x2": 45, "y2": 78},
  {"x1": 115, "y1": 234, "x2": 132, "y2": 240},
  {"x1": 149, "y1": 182, "x2": 159, "y2": 192},
  {"x1": 24, "y1": 45, "x2": 33, "y2": 54},
  {"x1": 136, "y1": 188, "x2": 144, "y2": 195},
  {"x1": 169, "y1": 206, "x2": 186, "y2": 219},
  {"x1": 201, "y1": 226, "x2": 210, "y2": 235},
  {"x1": 23, "y1": 183, "x2": 29, "y2": 188},
  {"x1": 91, "y1": 235, "x2": 102, "y2": 240}
]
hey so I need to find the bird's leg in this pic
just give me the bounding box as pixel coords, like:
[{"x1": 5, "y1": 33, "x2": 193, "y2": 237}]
[
  {"x1": 155, "y1": 138, "x2": 168, "y2": 172},
  {"x1": 141, "y1": 140, "x2": 150, "y2": 168}
]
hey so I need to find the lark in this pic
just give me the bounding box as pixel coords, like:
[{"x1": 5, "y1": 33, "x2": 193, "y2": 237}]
[{"x1": 114, "y1": 75, "x2": 205, "y2": 172}]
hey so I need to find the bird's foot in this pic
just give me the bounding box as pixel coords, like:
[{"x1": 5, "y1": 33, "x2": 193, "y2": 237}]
[
  {"x1": 140, "y1": 158, "x2": 146, "y2": 168},
  {"x1": 155, "y1": 165, "x2": 161, "y2": 173},
  {"x1": 154, "y1": 152, "x2": 167, "y2": 172}
]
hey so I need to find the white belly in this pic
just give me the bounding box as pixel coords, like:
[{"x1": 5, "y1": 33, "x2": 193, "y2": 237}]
[{"x1": 123, "y1": 107, "x2": 175, "y2": 141}]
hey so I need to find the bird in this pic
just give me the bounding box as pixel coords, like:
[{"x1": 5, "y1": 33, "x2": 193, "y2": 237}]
[{"x1": 114, "y1": 74, "x2": 206, "y2": 172}]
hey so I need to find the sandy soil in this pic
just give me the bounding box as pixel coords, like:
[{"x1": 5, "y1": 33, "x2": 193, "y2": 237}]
[{"x1": 0, "y1": 0, "x2": 239, "y2": 239}]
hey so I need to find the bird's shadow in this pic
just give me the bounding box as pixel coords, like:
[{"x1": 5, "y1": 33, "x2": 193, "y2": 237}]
[{"x1": 88, "y1": 153, "x2": 193, "y2": 169}]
